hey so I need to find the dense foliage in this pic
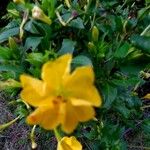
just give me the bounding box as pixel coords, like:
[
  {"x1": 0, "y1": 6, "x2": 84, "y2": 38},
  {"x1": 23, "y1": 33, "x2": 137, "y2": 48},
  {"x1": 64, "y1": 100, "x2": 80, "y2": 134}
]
[{"x1": 0, "y1": 0, "x2": 150, "y2": 149}]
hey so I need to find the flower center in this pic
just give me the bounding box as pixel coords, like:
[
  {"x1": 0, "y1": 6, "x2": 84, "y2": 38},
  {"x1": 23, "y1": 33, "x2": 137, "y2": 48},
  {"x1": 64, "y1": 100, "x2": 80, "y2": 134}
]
[{"x1": 52, "y1": 96, "x2": 67, "y2": 105}]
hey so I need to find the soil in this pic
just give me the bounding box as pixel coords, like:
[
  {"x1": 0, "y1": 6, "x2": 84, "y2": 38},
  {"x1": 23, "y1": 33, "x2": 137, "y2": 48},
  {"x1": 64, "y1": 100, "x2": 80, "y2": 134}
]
[{"x1": 0, "y1": 93, "x2": 56, "y2": 150}]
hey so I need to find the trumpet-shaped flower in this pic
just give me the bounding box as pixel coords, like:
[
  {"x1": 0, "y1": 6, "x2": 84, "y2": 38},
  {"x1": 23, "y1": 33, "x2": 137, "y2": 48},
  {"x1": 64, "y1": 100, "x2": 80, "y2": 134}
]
[
  {"x1": 32, "y1": 6, "x2": 52, "y2": 25},
  {"x1": 57, "y1": 136, "x2": 82, "y2": 150},
  {"x1": 20, "y1": 54, "x2": 102, "y2": 133}
]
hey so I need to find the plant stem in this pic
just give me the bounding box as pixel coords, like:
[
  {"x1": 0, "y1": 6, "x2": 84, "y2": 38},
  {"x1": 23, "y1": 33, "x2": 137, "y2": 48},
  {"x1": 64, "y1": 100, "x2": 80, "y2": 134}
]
[
  {"x1": 30, "y1": 125, "x2": 37, "y2": 149},
  {"x1": 0, "y1": 116, "x2": 20, "y2": 131},
  {"x1": 140, "y1": 24, "x2": 150, "y2": 36},
  {"x1": 141, "y1": 105, "x2": 150, "y2": 110},
  {"x1": 54, "y1": 128, "x2": 62, "y2": 141}
]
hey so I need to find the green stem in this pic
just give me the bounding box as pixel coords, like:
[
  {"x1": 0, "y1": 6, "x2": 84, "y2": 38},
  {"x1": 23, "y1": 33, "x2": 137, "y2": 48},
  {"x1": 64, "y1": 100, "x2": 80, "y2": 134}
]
[
  {"x1": 54, "y1": 128, "x2": 62, "y2": 141},
  {"x1": 30, "y1": 125, "x2": 37, "y2": 149},
  {"x1": 90, "y1": 0, "x2": 99, "y2": 29},
  {"x1": 140, "y1": 24, "x2": 150, "y2": 36},
  {"x1": 0, "y1": 116, "x2": 20, "y2": 131},
  {"x1": 141, "y1": 105, "x2": 150, "y2": 110}
]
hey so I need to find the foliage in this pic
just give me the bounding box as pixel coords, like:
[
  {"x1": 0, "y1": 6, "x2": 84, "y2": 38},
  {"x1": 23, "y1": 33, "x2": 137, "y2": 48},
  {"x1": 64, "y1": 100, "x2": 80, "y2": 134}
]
[{"x1": 0, "y1": 0, "x2": 150, "y2": 149}]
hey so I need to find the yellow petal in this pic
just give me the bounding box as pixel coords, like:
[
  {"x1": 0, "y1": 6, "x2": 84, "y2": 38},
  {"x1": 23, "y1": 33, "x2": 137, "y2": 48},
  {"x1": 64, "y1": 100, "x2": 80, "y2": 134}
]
[
  {"x1": 143, "y1": 94, "x2": 150, "y2": 99},
  {"x1": 68, "y1": 98, "x2": 95, "y2": 122},
  {"x1": 61, "y1": 102, "x2": 78, "y2": 133},
  {"x1": 64, "y1": 66, "x2": 102, "y2": 107},
  {"x1": 70, "y1": 98, "x2": 92, "y2": 106},
  {"x1": 57, "y1": 136, "x2": 82, "y2": 150},
  {"x1": 27, "y1": 105, "x2": 62, "y2": 130},
  {"x1": 74, "y1": 105, "x2": 95, "y2": 122},
  {"x1": 20, "y1": 75, "x2": 50, "y2": 107},
  {"x1": 41, "y1": 54, "x2": 72, "y2": 90}
]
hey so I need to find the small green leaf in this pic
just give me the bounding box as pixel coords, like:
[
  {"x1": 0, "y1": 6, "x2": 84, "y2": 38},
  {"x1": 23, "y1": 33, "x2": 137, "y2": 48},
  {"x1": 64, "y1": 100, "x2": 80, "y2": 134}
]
[
  {"x1": 0, "y1": 46, "x2": 13, "y2": 60},
  {"x1": 26, "y1": 53, "x2": 44, "y2": 67},
  {"x1": 24, "y1": 20, "x2": 40, "y2": 34},
  {"x1": 114, "y1": 42, "x2": 130, "y2": 58},
  {"x1": 0, "y1": 65, "x2": 23, "y2": 75},
  {"x1": 69, "y1": 17, "x2": 84, "y2": 29},
  {"x1": 102, "y1": 83, "x2": 117, "y2": 108},
  {"x1": 130, "y1": 34, "x2": 150, "y2": 53},
  {"x1": 58, "y1": 39, "x2": 76, "y2": 55},
  {"x1": 114, "y1": 103, "x2": 130, "y2": 118},
  {"x1": 24, "y1": 37, "x2": 43, "y2": 51},
  {"x1": 142, "y1": 119, "x2": 150, "y2": 135},
  {"x1": 0, "y1": 27, "x2": 19, "y2": 43},
  {"x1": 72, "y1": 55, "x2": 93, "y2": 67}
]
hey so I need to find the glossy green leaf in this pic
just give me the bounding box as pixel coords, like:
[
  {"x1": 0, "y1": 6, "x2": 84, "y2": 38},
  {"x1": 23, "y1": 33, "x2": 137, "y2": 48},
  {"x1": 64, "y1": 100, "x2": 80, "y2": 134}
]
[
  {"x1": 24, "y1": 20, "x2": 40, "y2": 34},
  {"x1": 130, "y1": 34, "x2": 150, "y2": 53},
  {"x1": 24, "y1": 37, "x2": 43, "y2": 51},
  {"x1": 58, "y1": 39, "x2": 76, "y2": 55},
  {"x1": 102, "y1": 83, "x2": 117, "y2": 108},
  {"x1": 69, "y1": 17, "x2": 84, "y2": 29},
  {"x1": 72, "y1": 55, "x2": 93, "y2": 67},
  {"x1": 114, "y1": 42, "x2": 130, "y2": 58},
  {"x1": 0, "y1": 27, "x2": 19, "y2": 43}
]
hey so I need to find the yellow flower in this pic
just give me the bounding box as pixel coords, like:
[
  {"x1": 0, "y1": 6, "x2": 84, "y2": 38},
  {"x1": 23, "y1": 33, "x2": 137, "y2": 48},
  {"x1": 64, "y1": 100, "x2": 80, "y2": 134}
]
[
  {"x1": 20, "y1": 54, "x2": 102, "y2": 133},
  {"x1": 57, "y1": 136, "x2": 82, "y2": 150}
]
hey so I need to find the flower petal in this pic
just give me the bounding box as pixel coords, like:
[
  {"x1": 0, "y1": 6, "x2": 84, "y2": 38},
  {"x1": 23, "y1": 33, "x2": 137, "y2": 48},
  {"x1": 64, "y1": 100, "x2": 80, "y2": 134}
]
[
  {"x1": 27, "y1": 105, "x2": 62, "y2": 130},
  {"x1": 70, "y1": 98, "x2": 92, "y2": 106},
  {"x1": 61, "y1": 102, "x2": 78, "y2": 133},
  {"x1": 74, "y1": 105, "x2": 95, "y2": 122},
  {"x1": 42, "y1": 54, "x2": 72, "y2": 90},
  {"x1": 64, "y1": 66, "x2": 102, "y2": 107},
  {"x1": 20, "y1": 75, "x2": 49, "y2": 107},
  {"x1": 57, "y1": 136, "x2": 82, "y2": 150},
  {"x1": 70, "y1": 98, "x2": 95, "y2": 122}
]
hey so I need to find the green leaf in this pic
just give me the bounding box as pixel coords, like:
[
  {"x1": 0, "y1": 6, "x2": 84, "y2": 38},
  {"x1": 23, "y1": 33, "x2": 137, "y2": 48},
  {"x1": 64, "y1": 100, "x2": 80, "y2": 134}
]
[
  {"x1": 32, "y1": 21, "x2": 52, "y2": 50},
  {"x1": 114, "y1": 103, "x2": 130, "y2": 118},
  {"x1": 72, "y1": 55, "x2": 93, "y2": 67},
  {"x1": 24, "y1": 37, "x2": 43, "y2": 51},
  {"x1": 130, "y1": 34, "x2": 150, "y2": 53},
  {"x1": 58, "y1": 39, "x2": 76, "y2": 55},
  {"x1": 120, "y1": 63, "x2": 145, "y2": 75},
  {"x1": 0, "y1": 46, "x2": 13, "y2": 60},
  {"x1": 26, "y1": 53, "x2": 45, "y2": 67},
  {"x1": 138, "y1": 5, "x2": 150, "y2": 19},
  {"x1": 110, "y1": 16, "x2": 122, "y2": 32},
  {"x1": 42, "y1": 0, "x2": 56, "y2": 18},
  {"x1": 114, "y1": 42, "x2": 130, "y2": 58},
  {"x1": 24, "y1": 20, "x2": 40, "y2": 34},
  {"x1": 0, "y1": 65, "x2": 23, "y2": 74},
  {"x1": 69, "y1": 17, "x2": 84, "y2": 29},
  {"x1": 102, "y1": 83, "x2": 117, "y2": 108},
  {"x1": 0, "y1": 27, "x2": 19, "y2": 43},
  {"x1": 142, "y1": 119, "x2": 150, "y2": 135}
]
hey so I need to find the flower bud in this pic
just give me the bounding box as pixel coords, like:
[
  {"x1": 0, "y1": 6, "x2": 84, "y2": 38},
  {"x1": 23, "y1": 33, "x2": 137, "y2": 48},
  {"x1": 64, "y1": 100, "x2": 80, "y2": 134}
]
[
  {"x1": 0, "y1": 79, "x2": 21, "y2": 90},
  {"x1": 92, "y1": 26, "x2": 99, "y2": 42},
  {"x1": 88, "y1": 42, "x2": 96, "y2": 54},
  {"x1": 32, "y1": 6, "x2": 52, "y2": 25},
  {"x1": 13, "y1": 0, "x2": 25, "y2": 4},
  {"x1": 9, "y1": 37, "x2": 17, "y2": 50},
  {"x1": 65, "y1": 0, "x2": 71, "y2": 8}
]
